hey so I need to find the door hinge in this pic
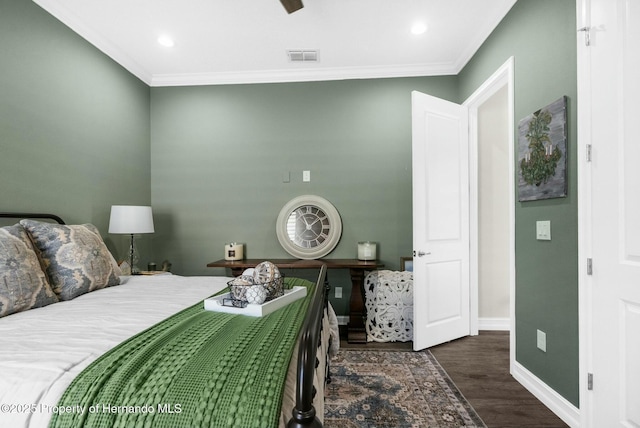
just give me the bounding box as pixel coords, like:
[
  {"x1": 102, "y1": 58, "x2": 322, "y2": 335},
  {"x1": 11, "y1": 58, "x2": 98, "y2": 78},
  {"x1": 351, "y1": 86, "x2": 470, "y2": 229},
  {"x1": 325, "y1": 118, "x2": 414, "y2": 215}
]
[
  {"x1": 578, "y1": 27, "x2": 591, "y2": 46},
  {"x1": 588, "y1": 373, "x2": 593, "y2": 390},
  {"x1": 586, "y1": 144, "x2": 592, "y2": 162},
  {"x1": 587, "y1": 258, "x2": 593, "y2": 275}
]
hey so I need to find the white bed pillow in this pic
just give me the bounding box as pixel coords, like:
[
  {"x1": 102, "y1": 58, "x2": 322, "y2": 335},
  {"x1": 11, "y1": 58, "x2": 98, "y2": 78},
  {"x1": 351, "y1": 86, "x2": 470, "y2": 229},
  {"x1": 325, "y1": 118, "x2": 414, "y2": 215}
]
[
  {"x1": 0, "y1": 224, "x2": 58, "y2": 317},
  {"x1": 20, "y1": 220, "x2": 120, "y2": 301}
]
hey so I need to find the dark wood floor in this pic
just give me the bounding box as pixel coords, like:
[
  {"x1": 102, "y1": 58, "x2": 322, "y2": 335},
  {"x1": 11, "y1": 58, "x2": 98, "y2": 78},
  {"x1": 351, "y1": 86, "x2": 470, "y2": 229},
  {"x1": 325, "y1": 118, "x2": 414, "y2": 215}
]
[{"x1": 340, "y1": 330, "x2": 568, "y2": 428}]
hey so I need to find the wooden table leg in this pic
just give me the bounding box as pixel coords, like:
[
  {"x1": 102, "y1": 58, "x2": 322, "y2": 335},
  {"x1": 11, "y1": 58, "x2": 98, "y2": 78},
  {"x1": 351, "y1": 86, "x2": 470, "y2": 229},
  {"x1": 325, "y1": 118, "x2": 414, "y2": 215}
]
[{"x1": 347, "y1": 267, "x2": 368, "y2": 344}]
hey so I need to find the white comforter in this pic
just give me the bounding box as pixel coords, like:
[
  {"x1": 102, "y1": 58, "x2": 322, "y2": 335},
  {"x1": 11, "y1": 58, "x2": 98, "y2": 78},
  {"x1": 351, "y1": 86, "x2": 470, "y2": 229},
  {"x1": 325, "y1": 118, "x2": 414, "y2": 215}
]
[{"x1": 0, "y1": 274, "x2": 230, "y2": 428}]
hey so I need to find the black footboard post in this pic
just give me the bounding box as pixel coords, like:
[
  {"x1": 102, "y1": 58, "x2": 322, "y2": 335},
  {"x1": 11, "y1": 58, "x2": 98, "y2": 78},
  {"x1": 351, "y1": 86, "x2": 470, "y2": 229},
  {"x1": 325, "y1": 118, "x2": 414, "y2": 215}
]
[{"x1": 287, "y1": 265, "x2": 327, "y2": 428}]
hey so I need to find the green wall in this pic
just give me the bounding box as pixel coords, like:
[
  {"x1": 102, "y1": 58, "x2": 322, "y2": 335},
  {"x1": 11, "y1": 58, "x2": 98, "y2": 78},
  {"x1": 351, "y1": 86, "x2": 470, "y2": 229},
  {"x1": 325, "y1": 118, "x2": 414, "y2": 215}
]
[
  {"x1": 458, "y1": 0, "x2": 579, "y2": 407},
  {"x1": 0, "y1": 0, "x2": 151, "y2": 258},
  {"x1": 1, "y1": 0, "x2": 579, "y2": 410},
  {"x1": 150, "y1": 77, "x2": 457, "y2": 313}
]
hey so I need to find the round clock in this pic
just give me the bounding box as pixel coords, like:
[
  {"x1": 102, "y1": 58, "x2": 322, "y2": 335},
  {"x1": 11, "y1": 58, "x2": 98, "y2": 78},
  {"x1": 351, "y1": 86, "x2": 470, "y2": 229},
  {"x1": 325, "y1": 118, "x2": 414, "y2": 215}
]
[{"x1": 276, "y1": 195, "x2": 342, "y2": 260}]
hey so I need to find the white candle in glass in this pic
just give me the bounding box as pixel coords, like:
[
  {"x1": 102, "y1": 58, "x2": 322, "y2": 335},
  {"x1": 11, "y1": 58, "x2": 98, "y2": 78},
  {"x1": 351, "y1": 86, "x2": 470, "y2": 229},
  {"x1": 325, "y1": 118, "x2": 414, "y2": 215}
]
[
  {"x1": 224, "y1": 243, "x2": 244, "y2": 261},
  {"x1": 357, "y1": 241, "x2": 377, "y2": 261}
]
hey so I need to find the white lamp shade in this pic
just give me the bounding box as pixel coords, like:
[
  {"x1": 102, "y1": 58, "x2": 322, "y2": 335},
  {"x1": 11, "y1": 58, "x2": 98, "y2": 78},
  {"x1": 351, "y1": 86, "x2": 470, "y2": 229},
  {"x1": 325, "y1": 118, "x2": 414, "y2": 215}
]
[{"x1": 108, "y1": 205, "x2": 155, "y2": 234}]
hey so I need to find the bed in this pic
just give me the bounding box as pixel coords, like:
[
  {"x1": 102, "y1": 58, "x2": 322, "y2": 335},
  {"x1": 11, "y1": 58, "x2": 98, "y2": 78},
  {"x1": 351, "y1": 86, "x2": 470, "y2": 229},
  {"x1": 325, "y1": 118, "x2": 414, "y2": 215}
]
[{"x1": 0, "y1": 213, "x2": 338, "y2": 428}]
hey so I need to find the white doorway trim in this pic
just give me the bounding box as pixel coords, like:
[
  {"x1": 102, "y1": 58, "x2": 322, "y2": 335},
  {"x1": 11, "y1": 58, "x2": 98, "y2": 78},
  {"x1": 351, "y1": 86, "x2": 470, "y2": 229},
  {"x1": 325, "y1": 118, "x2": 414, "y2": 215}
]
[
  {"x1": 576, "y1": 2, "x2": 592, "y2": 426},
  {"x1": 462, "y1": 56, "x2": 515, "y2": 354},
  {"x1": 463, "y1": 56, "x2": 580, "y2": 428}
]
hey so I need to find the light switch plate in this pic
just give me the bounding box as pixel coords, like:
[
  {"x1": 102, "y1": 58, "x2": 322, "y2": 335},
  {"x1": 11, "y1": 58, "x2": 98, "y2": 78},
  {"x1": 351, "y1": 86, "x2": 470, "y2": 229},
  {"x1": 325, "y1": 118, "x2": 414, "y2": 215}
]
[
  {"x1": 537, "y1": 329, "x2": 547, "y2": 352},
  {"x1": 303, "y1": 170, "x2": 311, "y2": 182},
  {"x1": 536, "y1": 220, "x2": 551, "y2": 240}
]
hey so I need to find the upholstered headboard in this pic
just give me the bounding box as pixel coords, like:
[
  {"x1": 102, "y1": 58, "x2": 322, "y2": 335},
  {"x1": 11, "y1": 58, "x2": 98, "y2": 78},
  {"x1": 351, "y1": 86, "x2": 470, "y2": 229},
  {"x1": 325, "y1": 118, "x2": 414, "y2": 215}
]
[{"x1": 0, "y1": 212, "x2": 65, "y2": 224}]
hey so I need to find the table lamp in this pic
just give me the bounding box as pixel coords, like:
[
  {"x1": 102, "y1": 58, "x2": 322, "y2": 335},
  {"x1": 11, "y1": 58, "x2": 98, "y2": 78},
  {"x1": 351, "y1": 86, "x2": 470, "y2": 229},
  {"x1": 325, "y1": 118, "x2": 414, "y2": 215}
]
[{"x1": 108, "y1": 205, "x2": 154, "y2": 274}]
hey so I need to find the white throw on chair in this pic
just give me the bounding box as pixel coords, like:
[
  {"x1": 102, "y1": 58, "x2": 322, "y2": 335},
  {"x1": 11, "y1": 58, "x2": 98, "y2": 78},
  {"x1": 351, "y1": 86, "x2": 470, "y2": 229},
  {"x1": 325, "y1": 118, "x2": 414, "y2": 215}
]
[{"x1": 364, "y1": 270, "x2": 413, "y2": 342}]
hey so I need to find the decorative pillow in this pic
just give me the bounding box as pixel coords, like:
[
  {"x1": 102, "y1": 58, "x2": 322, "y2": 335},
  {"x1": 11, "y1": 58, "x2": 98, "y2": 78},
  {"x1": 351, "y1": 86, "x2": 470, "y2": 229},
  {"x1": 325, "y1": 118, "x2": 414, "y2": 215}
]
[
  {"x1": 20, "y1": 220, "x2": 120, "y2": 301},
  {"x1": 0, "y1": 224, "x2": 59, "y2": 317}
]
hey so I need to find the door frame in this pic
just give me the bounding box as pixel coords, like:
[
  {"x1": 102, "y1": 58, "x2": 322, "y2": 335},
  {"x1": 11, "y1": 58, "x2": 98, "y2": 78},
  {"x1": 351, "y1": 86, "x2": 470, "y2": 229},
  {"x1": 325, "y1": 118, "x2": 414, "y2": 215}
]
[
  {"x1": 463, "y1": 57, "x2": 515, "y2": 362},
  {"x1": 576, "y1": 0, "x2": 591, "y2": 424}
]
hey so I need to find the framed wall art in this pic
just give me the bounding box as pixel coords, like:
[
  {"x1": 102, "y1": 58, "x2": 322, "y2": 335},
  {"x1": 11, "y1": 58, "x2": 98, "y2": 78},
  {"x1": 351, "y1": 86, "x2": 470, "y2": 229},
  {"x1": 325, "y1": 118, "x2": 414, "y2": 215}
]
[
  {"x1": 517, "y1": 96, "x2": 568, "y2": 202},
  {"x1": 400, "y1": 256, "x2": 413, "y2": 272}
]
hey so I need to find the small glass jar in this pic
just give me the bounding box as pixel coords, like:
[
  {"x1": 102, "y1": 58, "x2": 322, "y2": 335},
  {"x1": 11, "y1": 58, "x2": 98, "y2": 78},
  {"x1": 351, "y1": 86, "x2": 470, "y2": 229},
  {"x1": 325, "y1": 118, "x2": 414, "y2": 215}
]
[
  {"x1": 224, "y1": 243, "x2": 244, "y2": 261},
  {"x1": 357, "y1": 241, "x2": 377, "y2": 261}
]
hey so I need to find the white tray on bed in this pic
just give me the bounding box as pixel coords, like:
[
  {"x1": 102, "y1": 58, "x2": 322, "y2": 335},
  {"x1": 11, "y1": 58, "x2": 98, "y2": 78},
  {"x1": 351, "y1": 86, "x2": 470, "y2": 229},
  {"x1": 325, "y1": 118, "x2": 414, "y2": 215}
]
[{"x1": 204, "y1": 286, "x2": 307, "y2": 317}]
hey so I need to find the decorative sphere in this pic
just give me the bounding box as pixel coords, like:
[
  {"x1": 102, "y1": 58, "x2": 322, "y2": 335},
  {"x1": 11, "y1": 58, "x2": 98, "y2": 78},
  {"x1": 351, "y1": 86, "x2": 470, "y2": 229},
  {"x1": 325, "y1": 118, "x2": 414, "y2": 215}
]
[
  {"x1": 253, "y1": 261, "x2": 280, "y2": 284},
  {"x1": 231, "y1": 275, "x2": 254, "y2": 286},
  {"x1": 246, "y1": 285, "x2": 267, "y2": 305}
]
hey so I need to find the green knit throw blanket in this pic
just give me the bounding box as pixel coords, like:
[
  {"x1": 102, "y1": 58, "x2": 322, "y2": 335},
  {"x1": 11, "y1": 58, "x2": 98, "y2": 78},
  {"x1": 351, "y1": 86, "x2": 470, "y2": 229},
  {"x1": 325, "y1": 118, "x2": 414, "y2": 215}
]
[{"x1": 49, "y1": 277, "x2": 316, "y2": 428}]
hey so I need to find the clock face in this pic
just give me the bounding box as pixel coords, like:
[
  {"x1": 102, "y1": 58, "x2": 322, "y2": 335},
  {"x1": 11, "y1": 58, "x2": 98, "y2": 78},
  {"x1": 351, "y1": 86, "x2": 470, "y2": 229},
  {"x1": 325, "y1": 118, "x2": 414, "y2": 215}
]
[
  {"x1": 276, "y1": 195, "x2": 342, "y2": 259},
  {"x1": 287, "y1": 205, "x2": 331, "y2": 248}
]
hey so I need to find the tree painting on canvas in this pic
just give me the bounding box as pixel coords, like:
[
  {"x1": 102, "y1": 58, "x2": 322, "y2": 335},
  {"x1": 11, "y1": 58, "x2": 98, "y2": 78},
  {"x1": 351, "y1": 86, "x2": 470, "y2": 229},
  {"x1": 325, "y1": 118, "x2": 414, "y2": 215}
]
[{"x1": 518, "y1": 96, "x2": 568, "y2": 201}]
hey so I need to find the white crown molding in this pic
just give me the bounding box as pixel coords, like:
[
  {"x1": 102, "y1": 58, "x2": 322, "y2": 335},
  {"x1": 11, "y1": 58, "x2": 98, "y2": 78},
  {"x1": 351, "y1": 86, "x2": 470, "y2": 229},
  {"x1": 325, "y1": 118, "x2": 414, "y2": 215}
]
[
  {"x1": 33, "y1": 0, "x2": 516, "y2": 88},
  {"x1": 149, "y1": 62, "x2": 457, "y2": 87},
  {"x1": 452, "y1": 0, "x2": 517, "y2": 72},
  {"x1": 32, "y1": 0, "x2": 153, "y2": 85},
  {"x1": 34, "y1": 0, "x2": 460, "y2": 87}
]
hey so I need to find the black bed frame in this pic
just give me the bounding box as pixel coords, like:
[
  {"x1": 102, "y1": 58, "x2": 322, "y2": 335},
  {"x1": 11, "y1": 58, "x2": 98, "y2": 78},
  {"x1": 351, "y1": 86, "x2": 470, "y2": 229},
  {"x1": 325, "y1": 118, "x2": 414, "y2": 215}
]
[
  {"x1": 288, "y1": 263, "x2": 328, "y2": 428},
  {"x1": 0, "y1": 212, "x2": 329, "y2": 428},
  {"x1": 0, "y1": 212, "x2": 65, "y2": 225}
]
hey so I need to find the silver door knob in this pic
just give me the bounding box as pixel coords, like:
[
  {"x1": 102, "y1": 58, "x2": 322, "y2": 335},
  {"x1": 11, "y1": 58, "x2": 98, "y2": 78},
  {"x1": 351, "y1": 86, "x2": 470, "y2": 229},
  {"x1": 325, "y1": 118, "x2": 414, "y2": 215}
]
[{"x1": 415, "y1": 251, "x2": 431, "y2": 257}]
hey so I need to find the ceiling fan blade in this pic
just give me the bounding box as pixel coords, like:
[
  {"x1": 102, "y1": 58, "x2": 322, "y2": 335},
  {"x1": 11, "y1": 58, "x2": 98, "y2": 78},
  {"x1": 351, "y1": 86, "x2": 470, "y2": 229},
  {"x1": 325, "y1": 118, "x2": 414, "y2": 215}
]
[{"x1": 280, "y1": 0, "x2": 304, "y2": 14}]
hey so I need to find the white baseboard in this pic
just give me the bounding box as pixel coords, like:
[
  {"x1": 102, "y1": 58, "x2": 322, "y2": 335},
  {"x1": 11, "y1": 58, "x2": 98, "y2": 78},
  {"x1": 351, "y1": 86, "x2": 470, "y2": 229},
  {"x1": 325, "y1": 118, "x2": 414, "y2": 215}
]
[
  {"x1": 339, "y1": 316, "x2": 510, "y2": 330},
  {"x1": 478, "y1": 317, "x2": 510, "y2": 330},
  {"x1": 512, "y1": 361, "x2": 580, "y2": 428}
]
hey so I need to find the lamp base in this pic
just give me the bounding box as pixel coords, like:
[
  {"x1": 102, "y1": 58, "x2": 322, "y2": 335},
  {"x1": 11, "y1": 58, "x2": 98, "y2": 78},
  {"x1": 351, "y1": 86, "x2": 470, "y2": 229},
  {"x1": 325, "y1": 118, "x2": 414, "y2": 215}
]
[{"x1": 128, "y1": 234, "x2": 141, "y2": 275}]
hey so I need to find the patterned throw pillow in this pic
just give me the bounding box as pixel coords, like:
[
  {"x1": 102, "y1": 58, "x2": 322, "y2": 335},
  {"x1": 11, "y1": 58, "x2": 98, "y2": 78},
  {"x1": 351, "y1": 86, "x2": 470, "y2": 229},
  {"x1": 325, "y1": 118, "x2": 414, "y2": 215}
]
[
  {"x1": 20, "y1": 220, "x2": 120, "y2": 301},
  {"x1": 0, "y1": 224, "x2": 59, "y2": 317}
]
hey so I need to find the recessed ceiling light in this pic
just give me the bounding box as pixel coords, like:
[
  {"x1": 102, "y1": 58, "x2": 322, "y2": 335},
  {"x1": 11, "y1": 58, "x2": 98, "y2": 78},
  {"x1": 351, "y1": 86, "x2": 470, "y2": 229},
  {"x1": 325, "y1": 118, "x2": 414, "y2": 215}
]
[
  {"x1": 157, "y1": 35, "x2": 175, "y2": 47},
  {"x1": 411, "y1": 22, "x2": 428, "y2": 35}
]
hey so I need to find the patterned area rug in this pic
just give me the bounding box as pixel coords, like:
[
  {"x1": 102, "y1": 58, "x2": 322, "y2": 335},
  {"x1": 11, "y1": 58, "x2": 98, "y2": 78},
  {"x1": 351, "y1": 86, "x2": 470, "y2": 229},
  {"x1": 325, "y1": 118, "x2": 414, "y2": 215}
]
[{"x1": 324, "y1": 349, "x2": 486, "y2": 428}]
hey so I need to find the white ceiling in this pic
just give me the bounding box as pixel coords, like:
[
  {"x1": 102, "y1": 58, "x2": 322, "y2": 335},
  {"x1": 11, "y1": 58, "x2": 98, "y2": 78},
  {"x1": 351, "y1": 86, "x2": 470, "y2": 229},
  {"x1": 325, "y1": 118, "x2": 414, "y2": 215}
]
[{"x1": 32, "y1": 0, "x2": 517, "y2": 87}]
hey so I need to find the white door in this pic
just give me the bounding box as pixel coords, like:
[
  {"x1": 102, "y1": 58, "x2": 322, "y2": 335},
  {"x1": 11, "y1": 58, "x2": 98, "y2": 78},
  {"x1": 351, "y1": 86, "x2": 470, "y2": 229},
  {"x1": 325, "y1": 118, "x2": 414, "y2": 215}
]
[
  {"x1": 579, "y1": 0, "x2": 640, "y2": 425},
  {"x1": 412, "y1": 91, "x2": 470, "y2": 351}
]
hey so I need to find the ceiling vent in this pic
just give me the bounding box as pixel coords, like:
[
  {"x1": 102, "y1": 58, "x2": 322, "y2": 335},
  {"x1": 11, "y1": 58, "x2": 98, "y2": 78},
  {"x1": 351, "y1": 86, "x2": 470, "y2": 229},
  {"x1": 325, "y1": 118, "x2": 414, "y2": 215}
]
[{"x1": 287, "y1": 50, "x2": 319, "y2": 62}]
